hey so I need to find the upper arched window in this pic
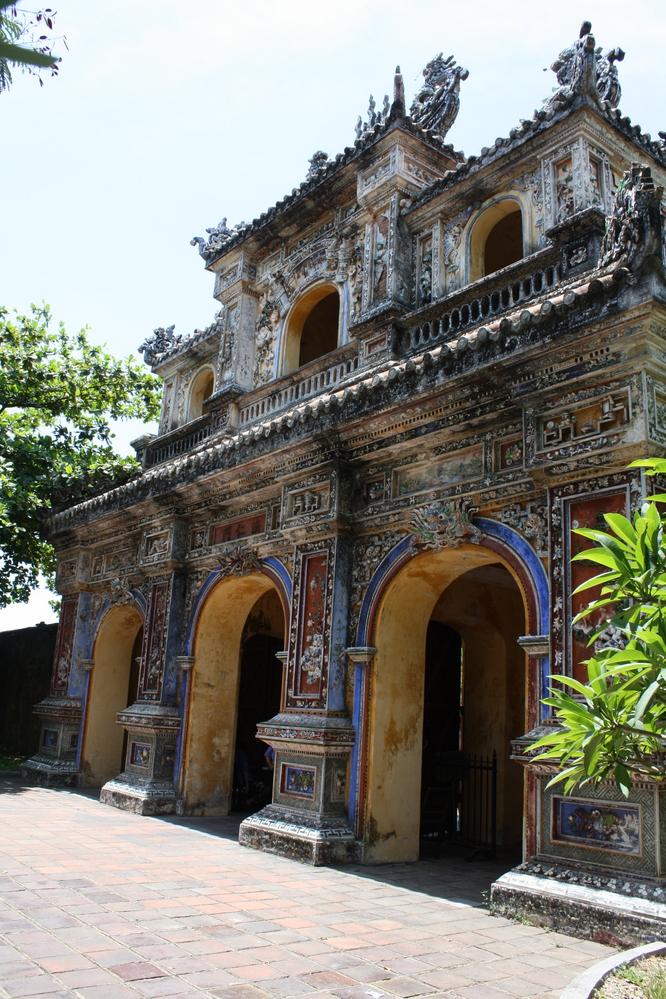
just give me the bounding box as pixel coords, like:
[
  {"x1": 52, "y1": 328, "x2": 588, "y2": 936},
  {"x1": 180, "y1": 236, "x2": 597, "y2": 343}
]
[
  {"x1": 469, "y1": 200, "x2": 524, "y2": 282},
  {"x1": 281, "y1": 283, "x2": 340, "y2": 375},
  {"x1": 188, "y1": 367, "x2": 214, "y2": 421}
]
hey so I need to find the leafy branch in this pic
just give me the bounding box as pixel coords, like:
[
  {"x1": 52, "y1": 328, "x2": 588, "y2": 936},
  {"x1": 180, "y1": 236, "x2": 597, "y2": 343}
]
[{"x1": 533, "y1": 458, "x2": 666, "y2": 795}]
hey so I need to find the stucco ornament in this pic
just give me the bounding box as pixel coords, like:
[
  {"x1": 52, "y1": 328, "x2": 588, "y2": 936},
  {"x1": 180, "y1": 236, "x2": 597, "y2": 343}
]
[
  {"x1": 306, "y1": 151, "x2": 331, "y2": 181},
  {"x1": 410, "y1": 499, "x2": 481, "y2": 550},
  {"x1": 217, "y1": 543, "x2": 262, "y2": 577},
  {"x1": 409, "y1": 54, "x2": 469, "y2": 138},
  {"x1": 546, "y1": 22, "x2": 624, "y2": 111},
  {"x1": 108, "y1": 576, "x2": 135, "y2": 606},
  {"x1": 355, "y1": 92, "x2": 390, "y2": 139},
  {"x1": 190, "y1": 218, "x2": 248, "y2": 261},
  {"x1": 138, "y1": 325, "x2": 182, "y2": 366},
  {"x1": 599, "y1": 164, "x2": 664, "y2": 270},
  {"x1": 254, "y1": 297, "x2": 280, "y2": 385}
]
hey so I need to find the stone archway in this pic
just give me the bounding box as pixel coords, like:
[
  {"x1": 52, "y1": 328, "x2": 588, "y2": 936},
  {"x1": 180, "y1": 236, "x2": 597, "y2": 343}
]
[
  {"x1": 81, "y1": 603, "x2": 143, "y2": 787},
  {"x1": 357, "y1": 540, "x2": 535, "y2": 864},
  {"x1": 180, "y1": 572, "x2": 287, "y2": 815}
]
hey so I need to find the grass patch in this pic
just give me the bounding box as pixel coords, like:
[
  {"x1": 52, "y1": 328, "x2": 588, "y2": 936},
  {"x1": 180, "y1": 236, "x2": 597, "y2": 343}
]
[
  {"x1": 598, "y1": 957, "x2": 666, "y2": 999},
  {"x1": 0, "y1": 751, "x2": 25, "y2": 771}
]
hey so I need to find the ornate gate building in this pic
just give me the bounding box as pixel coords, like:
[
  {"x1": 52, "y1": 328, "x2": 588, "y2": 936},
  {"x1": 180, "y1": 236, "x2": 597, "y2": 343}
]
[{"x1": 26, "y1": 24, "x2": 666, "y2": 941}]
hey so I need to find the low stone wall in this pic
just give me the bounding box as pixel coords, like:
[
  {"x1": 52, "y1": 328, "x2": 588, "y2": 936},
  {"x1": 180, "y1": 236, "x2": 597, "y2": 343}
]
[{"x1": 0, "y1": 624, "x2": 56, "y2": 755}]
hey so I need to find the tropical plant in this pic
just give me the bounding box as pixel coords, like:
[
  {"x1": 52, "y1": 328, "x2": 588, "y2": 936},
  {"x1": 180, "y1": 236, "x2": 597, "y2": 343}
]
[
  {"x1": 0, "y1": 1, "x2": 61, "y2": 92},
  {"x1": 533, "y1": 458, "x2": 666, "y2": 794},
  {"x1": 0, "y1": 304, "x2": 160, "y2": 607}
]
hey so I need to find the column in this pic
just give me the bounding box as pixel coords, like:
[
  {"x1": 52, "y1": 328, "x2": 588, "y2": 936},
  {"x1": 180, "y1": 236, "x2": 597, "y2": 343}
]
[
  {"x1": 239, "y1": 530, "x2": 357, "y2": 865},
  {"x1": 99, "y1": 570, "x2": 186, "y2": 815}
]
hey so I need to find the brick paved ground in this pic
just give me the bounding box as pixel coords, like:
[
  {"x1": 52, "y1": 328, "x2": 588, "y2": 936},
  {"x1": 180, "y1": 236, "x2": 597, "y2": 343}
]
[{"x1": 0, "y1": 780, "x2": 615, "y2": 999}]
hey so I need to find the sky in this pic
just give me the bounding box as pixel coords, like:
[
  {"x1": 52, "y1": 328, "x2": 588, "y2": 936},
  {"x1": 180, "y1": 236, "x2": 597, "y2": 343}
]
[{"x1": 1, "y1": 0, "x2": 664, "y2": 631}]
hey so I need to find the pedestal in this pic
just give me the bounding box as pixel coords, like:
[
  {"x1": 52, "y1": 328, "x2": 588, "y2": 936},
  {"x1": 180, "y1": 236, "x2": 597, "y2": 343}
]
[{"x1": 100, "y1": 702, "x2": 180, "y2": 815}]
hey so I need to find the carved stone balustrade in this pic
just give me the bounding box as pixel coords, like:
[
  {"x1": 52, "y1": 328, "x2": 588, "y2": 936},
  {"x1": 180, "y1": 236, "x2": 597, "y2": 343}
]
[
  {"x1": 144, "y1": 414, "x2": 213, "y2": 468},
  {"x1": 238, "y1": 344, "x2": 360, "y2": 428},
  {"x1": 402, "y1": 247, "x2": 565, "y2": 355}
]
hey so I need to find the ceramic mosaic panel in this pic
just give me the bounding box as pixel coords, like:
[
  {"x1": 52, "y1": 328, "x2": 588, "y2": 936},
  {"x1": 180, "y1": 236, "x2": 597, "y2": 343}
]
[
  {"x1": 138, "y1": 579, "x2": 170, "y2": 699},
  {"x1": 280, "y1": 764, "x2": 316, "y2": 799},
  {"x1": 287, "y1": 544, "x2": 334, "y2": 706},
  {"x1": 566, "y1": 486, "x2": 630, "y2": 681},
  {"x1": 552, "y1": 796, "x2": 641, "y2": 856},
  {"x1": 41, "y1": 728, "x2": 59, "y2": 750},
  {"x1": 50, "y1": 595, "x2": 78, "y2": 694},
  {"x1": 549, "y1": 474, "x2": 641, "y2": 681},
  {"x1": 130, "y1": 742, "x2": 151, "y2": 769},
  {"x1": 540, "y1": 781, "x2": 657, "y2": 876}
]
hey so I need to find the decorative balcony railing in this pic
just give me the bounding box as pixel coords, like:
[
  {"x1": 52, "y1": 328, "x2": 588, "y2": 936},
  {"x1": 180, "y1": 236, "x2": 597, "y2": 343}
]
[
  {"x1": 402, "y1": 253, "x2": 563, "y2": 355},
  {"x1": 144, "y1": 416, "x2": 212, "y2": 468},
  {"x1": 238, "y1": 353, "x2": 360, "y2": 427}
]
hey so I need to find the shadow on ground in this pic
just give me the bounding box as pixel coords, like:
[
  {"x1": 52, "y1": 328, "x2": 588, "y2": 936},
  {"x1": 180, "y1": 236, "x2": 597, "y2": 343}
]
[{"x1": 2, "y1": 776, "x2": 516, "y2": 907}]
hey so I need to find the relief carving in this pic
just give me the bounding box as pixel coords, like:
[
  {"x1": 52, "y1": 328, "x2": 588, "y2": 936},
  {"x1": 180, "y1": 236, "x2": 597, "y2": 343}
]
[{"x1": 410, "y1": 499, "x2": 482, "y2": 550}]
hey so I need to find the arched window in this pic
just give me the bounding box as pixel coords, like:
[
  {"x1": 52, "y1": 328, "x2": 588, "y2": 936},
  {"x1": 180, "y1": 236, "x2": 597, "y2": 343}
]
[
  {"x1": 281, "y1": 283, "x2": 340, "y2": 375},
  {"x1": 188, "y1": 367, "x2": 214, "y2": 421},
  {"x1": 469, "y1": 200, "x2": 524, "y2": 282}
]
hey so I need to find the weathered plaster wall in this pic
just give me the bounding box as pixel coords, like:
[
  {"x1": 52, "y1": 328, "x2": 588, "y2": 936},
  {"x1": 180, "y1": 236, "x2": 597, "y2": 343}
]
[
  {"x1": 364, "y1": 546, "x2": 526, "y2": 862},
  {"x1": 82, "y1": 605, "x2": 143, "y2": 786},
  {"x1": 184, "y1": 574, "x2": 283, "y2": 814}
]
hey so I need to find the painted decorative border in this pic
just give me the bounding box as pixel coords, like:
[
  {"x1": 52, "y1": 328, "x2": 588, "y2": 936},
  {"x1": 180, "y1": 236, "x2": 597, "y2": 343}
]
[
  {"x1": 349, "y1": 517, "x2": 549, "y2": 830},
  {"x1": 280, "y1": 763, "x2": 316, "y2": 799},
  {"x1": 129, "y1": 742, "x2": 152, "y2": 769},
  {"x1": 551, "y1": 795, "x2": 642, "y2": 857}
]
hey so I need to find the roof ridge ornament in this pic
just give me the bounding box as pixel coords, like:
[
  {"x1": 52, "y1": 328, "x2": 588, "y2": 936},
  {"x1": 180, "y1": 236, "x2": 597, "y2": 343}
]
[
  {"x1": 598, "y1": 163, "x2": 663, "y2": 271},
  {"x1": 546, "y1": 21, "x2": 625, "y2": 111},
  {"x1": 409, "y1": 53, "x2": 468, "y2": 138},
  {"x1": 306, "y1": 150, "x2": 331, "y2": 181},
  {"x1": 190, "y1": 218, "x2": 248, "y2": 261},
  {"x1": 390, "y1": 65, "x2": 405, "y2": 118},
  {"x1": 355, "y1": 90, "x2": 391, "y2": 140},
  {"x1": 138, "y1": 325, "x2": 182, "y2": 366}
]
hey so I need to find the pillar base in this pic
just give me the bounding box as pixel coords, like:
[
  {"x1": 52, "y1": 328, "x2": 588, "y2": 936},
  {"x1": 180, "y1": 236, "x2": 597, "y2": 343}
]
[
  {"x1": 239, "y1": 804, "x2": 356, "y2": 865},
  {"x1": 24, "y1": 696, "x2": 83, "y2": 785},
  {"x1": 21, "y1": 755, "x2": 79, "y2": 786},
  {"x1": 100, "y1": 774, "x2": 177, "y2": 816},
  {"x1": 490, "y1": 863, "x2": 666, "y2": 948}
]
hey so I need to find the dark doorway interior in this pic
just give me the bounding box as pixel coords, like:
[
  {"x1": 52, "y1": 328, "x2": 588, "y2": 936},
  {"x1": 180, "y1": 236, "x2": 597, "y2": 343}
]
[
  {"x1": 298, "y1": 291, "x2": 339, "y2": 366},
  {"x1": 483, "y1": 209, "x2": 523, "y2": 276},
  {"x1": 121, "y1": 627, "x2": 143, "y2": 770},
  {"x1": 232, "y1": 633, "x2": 282, "y2": 811},
  {"x1": 420, "y1": 622, "x2": 463, "y2": 853}
]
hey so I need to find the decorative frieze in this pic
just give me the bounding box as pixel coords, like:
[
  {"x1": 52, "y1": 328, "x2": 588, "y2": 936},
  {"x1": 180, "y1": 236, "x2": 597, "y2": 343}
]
[{"x1": 409, "y1": 498, "x2": 481, "y2": 550}]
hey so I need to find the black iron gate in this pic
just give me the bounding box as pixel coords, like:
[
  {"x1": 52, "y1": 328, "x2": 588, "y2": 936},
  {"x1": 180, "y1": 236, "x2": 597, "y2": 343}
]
[{"x1": 420, "y1": 751, "x2": 497, "y2": 858}]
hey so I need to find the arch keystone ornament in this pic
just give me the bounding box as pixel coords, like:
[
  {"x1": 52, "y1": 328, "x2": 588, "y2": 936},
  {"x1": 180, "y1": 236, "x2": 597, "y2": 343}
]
[
  {"x1": 410, "y1": 498, "x2": 482, "y2": 549},
  {"x1": 216, "y1": 542, "x2": 262, "y2": 577}
]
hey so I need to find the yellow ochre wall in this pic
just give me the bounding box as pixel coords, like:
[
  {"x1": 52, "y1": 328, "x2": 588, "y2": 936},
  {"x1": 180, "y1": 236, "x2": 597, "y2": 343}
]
[
  {"x1": 82, "y1": 604, "x2": 143, "y2": 787},
  {"x1": 182, "y1": 574, "x2": 284, "y2": 815},
  {"x1": 363, "y1": 546, "x2": 527, "y2": 863}
]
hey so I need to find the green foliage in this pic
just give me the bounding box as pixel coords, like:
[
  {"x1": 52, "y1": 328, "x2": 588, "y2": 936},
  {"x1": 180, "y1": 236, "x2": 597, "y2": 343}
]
[
  {"x1": 0, "y1": 304, "x2": 160, "y2": 607},
  {"x1": 533, "y1": 458, "x2": 666, "y2": 794},
  {"x1": 0, "y1": 1, "x2": 61, "y2": 93}
]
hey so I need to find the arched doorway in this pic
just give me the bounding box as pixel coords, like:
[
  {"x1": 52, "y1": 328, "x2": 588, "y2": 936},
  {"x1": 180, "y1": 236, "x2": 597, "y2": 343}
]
[
  {"x1": 181, "y1": 573, "x2": 286, "y2": 815},
  {"x1": 81, "y1": 603, "x2": 143, "y2": 786},
  {"x1": 362, "y1": 545, "x2": 527, "y2": 863},
  {"x1": 469, "y1": 199, "x2": 524, "y2": 281},
  {"x1": 188, "y1": 367, "x2": 214, "y2": 420},
  {"x1": 280, "y1": 282, "x2": 341, "y2": 374}
]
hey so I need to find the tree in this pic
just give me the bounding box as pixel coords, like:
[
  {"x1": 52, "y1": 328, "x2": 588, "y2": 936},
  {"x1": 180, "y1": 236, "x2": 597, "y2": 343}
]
[
  {"x1": 0, "y1": 1, "x2": 61, "y2": 93},
  {"x1": 0, "y1": 304, "x2": 160, "y2": 607},
  {"x1": 534, "y1": 458, "x2": 666, "y2": 795}
]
